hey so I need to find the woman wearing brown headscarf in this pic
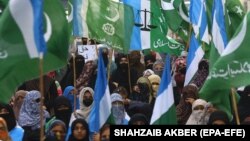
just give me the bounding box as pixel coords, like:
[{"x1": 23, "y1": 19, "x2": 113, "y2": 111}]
[
  {"x1": 13, "y1": 90, "x2": 28, "y2": 119},
  {"x1": 129, "y1": 77, "x2": 153, "y2": 104},
  {"x1": 76, "y1": 60, "x2": 97, "y2": 93},
  {"x1": 176, "y1": 84, "x2": 199, "y2": 125}
]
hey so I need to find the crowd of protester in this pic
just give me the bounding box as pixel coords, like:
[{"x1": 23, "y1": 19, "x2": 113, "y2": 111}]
[{"x1": 0, "y1": 48, "x2": 249, "y2": 141}]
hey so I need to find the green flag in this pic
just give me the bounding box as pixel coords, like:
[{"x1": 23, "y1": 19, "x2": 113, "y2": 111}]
[
  {"x1": 162, "y1": 0, "x2": 185, "y2": 31},
  {"x1": 151, "y1": 0, "x2": 185, "y2": 55},
  {"x1": 151, "y1": 55, "x2": 177, "y2": 125},
  {"x1": 199, "y1": 13, "x2": 250, "y2": 119},
  {"x1": 206, "y1": 0, "x2": 245, "y2": 40},
  {"x1": 205, "y1": 0, "x2": 245, "y2": 63},
  {"x1": 0, "y1": 0, "x2": 69, "y2": 103},
  {"x1": 161, "y1": 0, "x2": 190, "y2": 43},
  {"x1": 225, "y1": 0, "x2": 245, "y2": 40},
  {"x1": 0, "y1": 0, "x2": 8, "y2": 14},
  {"x1": 122, "y1": 0, "x2": 184, "y2": 55},
  {"x1": 66, "y1": 0, "x2": 74, "y2": 43},
  {"x1": 85, "y1": 0, "x2": 134, "y2": 53}
]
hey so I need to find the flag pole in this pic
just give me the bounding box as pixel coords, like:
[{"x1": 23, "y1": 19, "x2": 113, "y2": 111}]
[
  {"x1": 94, "y1": 40, "x2": 99, "y2": 58},
  {"x1": 127, "y1": 54, "x2": 132, "y2": 94},
  {"x1": 185, "y1": 24, "x2": 192, "y2": 52},
  {"x1": 39, "y1": 53, "x2": 45, "y2": 141},
  {"x1": 72, "y1": 52, "x2": 76, "y2": 113},
  {"x1": 231, "y1": 88, "x2": 240, "y2": 125},
  {"x1": 202, "y1": 42, "x2": 205, "y2": 51},
  {"x1": 70, "y1": 38, "x2": 77, "y2": 114},
  {"x1": 107, "y1": 49, "x2": 114, "y2": 81}
]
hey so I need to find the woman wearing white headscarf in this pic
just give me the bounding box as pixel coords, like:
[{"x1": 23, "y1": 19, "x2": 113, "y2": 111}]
[
  {"x1": 186, "y1": 99, "x2": 211, "y2": 125},
  {"x1": 69, "y1": 87, "x2": 94, "y2": 125}
]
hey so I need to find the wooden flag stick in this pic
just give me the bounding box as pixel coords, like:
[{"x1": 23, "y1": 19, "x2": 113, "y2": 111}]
[
  {"x1": 202, "y1": 42, "x2": 205, "y2": 51},
  {"x1": 39, "y1": 53, "x2": 45, "y2": 141},
  {"x1": 94, "y1": 40, "x2": 99, "y2": 58},
  {"x1": 107, "y1": 49, "x2": 114, "y2": 81},
  {"x1": 72, "y1": 52, "x2": 76, "y2": 113},
  {"x1": 185, "y1": 24, "x2": 192, "y2": 52},
  {"x1": 70, "y1": 37, "x2": 78, "y2": 114},
  {"x1": 231, "y1": 88, "x2": 240, "y2": 125},
  {"x1": 127, "y1": 54, "x2": 132, "y2": 94}
]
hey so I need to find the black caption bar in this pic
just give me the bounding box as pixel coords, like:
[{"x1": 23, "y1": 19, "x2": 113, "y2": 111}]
[{"x1": 110, "y1": 125, "x2": 250, "y2": 140}]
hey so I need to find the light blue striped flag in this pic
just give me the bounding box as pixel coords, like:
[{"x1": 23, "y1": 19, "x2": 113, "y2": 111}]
[
  {"x1": 8, "y1": 0, "x2": 47, "y2": 56},
  {"x1": 190, "y1": 0, "x2": 209, "y2": 43},
  {"x1": 89, "y1": 49, "x2": 112, "y2": 132},
  {"x1": 212, "y1": 0, "x2": 228, "y2": 55},
  {"x1": 150, "y1": 54, "x2": 177, "y2": 125},
  {"x1": 122, "y1": 0, "x2": 185, "y2": 55},
  {"x1": 0, "y1": 0, "x2": 69, "y2": 103},
  {"x1": 184, "y1": 33, "x2": 204, "y2": 86},
  {"x1": 209, "y1": 0, "x2": 228, "y2": 68},
  {"x1": 72, "y1": 0, "x2": 88, "y2": 37},
  {"x1": 122, "y1": 0, "x2": 149, "y2": 50}
]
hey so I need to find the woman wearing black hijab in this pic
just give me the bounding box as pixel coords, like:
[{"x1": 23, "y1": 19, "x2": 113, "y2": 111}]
[
  {"x1": 208, "y1": 110, "x2": 230, "y2": 125},
  {"x1": 68, "y1": 119, "x2": 89, "y2": 141},
  {"x1": 128, "y1": 113, "x2": 149, "y2": 125}
]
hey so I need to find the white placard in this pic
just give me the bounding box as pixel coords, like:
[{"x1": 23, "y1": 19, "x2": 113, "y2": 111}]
[{"x1": 77, "y1": 45, "x2": 98, "y2": 62}]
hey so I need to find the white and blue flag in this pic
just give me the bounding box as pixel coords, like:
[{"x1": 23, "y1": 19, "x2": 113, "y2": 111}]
[
  {"x1": 184, "y1": 33, "x2": 204, "y2": 86},
  {"x1": 190, "y1": 0, "x2": 209, "y2": 43},
  {"x1": 89, "y1": 49, "x2": 112, "y2": 132}
]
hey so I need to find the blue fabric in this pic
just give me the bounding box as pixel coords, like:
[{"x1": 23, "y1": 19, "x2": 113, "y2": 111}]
[
  {"x1": 18, "y1": 90, "x2": 43, "y2": 130},
  {"x1": 63, "y1": 86, "x2": 80, "y2": 110},
  {"x1": 9, "y1": 126, "x2": 24, "y2": 141},
  {"x1": 73, "y1": 0, "x2": 83, "y2": 36},
  {"x1": 187, "y1": 33, "x2": 200, "y2": 69},
  {"x1": 157, "y1": 55, "x2": 172, "y2": 96},
  {"x1": 190, "y1": 0, "x2": 208, "y2": 42},
  {"x1": 89, "y1": 49, "x2": 109, "y2": 132},
  {"x1": 212, "y1": 0, "x2": 228, "y2": 48},
  {"x1": 122, "y1": 0, "x2": 142, "y2": 50},
  {"x1": 30, "y1": 0, "x2": 46, "y2": 53}
]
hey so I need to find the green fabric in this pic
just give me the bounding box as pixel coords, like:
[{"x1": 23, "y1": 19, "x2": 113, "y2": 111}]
[
  {"x1": 86, "y1": 0, "x2": 134, "y2": 53},
  {"x1": 0, "y1": 0, "x2": 69, "y2": 103},
  {"x1": 200, "y1": 13, "x2": 250, "y2": 119},
  {"x1": 150, "y1": 0, "x2": 185, "y2": 55}
]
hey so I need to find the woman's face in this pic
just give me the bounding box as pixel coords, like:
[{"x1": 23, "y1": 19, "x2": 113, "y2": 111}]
[
  {"x1": 73, "y1": 123, "x2": 87, "y2": 140},
  {"x1": 51, "y1": 125, "x2": 66, "y2": 141},
  {"x1": 101, "y1": 128, "x2": 110, "y2": 141}
]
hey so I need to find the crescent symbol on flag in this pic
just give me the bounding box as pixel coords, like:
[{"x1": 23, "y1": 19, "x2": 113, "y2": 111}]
[
  {"x1": 44, "y1": 12, "x2": 52, "y2": 42},
  {"x1": 222, "y1": 15, "x2": 247, "y2": 56},
  {"x1": 105, "y1": 7, "x2": 120, "y2": 22},
  {"x1": 0, "y1": 50, "x2": 8, "y2": 59},
  {"x1": 179, "y1": 2, "x2": 190, "y2": 23},
  {"x1": 161, "y1": 0, "x2": 174, "y2": 11},
  {"x1": 68, "y1": 1, "x2": 73, "y2": 23}
]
